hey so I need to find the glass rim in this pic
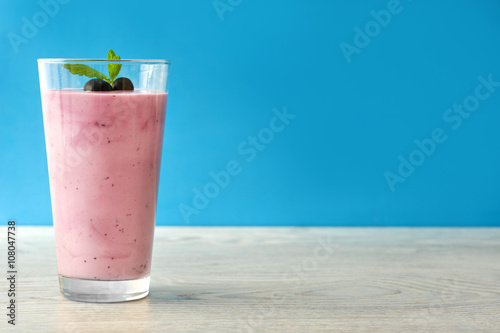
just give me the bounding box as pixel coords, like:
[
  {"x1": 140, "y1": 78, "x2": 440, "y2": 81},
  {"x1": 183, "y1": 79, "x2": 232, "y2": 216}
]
[{"x1": 37, "y1": 58, "x2": 170, "y2": 64}]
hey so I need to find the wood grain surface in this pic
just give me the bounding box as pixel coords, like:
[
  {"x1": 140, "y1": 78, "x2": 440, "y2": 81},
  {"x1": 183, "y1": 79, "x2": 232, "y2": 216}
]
[{"x1": 3, "y1": 227, "x2": 499, "y2": 332}]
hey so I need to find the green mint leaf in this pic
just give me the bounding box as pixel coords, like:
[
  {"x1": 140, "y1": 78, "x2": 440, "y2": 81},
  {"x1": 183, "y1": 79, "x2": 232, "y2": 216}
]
[
  {"x1": 107, "y1": 49, "x2": 122, "y2": 83},
  {"x1": 107, "y1": 49, "x2": 116, "y2": 59},
  {"x1": 62, "y1": 64, "x2": 111, "y2": 83}
]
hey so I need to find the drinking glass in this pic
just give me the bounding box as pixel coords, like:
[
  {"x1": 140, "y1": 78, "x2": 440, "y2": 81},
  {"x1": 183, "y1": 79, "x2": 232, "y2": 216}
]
[{"x1": 38, "y1": 58, "x2": 170, "y2": 302}]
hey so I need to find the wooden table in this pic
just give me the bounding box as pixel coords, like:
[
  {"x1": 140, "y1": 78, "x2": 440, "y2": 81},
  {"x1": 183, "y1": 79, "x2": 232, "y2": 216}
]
[{"x1": 5, "y1": 227, "x2": 500, "y2": 332}]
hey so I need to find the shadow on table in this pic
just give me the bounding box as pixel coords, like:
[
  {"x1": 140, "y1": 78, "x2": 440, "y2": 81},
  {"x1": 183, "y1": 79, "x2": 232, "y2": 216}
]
[{"x1": 148, "y1": 284, "x2": 224, "y2": 302}]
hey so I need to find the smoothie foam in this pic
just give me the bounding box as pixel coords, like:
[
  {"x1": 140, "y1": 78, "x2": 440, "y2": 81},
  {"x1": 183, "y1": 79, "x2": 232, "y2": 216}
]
[{"x1": 42, "y1": 90, "x2": 167, "y2": 280}]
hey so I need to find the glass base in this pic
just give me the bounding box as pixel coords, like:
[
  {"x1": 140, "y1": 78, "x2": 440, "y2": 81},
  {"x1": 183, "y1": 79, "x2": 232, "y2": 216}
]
[{"x1": 59, "y1": 275, "x2": 150, "y2": 303}]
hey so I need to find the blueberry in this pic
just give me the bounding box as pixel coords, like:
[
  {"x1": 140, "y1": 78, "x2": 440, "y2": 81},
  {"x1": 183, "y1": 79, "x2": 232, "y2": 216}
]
[
  {"x1": 112, "y1": 77, "x2": 134, "y2": 91},
  {"x1": 84, "y1": 79, "x2": 112, "y2": 92}
]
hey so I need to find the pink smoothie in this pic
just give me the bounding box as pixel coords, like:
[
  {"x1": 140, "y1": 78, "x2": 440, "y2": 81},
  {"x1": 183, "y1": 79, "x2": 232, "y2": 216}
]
[{"x1": 42, "y1": 89, "x2": 167, "y2": 280}]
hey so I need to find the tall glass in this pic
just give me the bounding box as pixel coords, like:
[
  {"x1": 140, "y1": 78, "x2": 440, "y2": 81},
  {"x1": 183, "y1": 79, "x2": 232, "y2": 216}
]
[{"x1": 38, "y1": 59, "x2": 170, "y2": 302}]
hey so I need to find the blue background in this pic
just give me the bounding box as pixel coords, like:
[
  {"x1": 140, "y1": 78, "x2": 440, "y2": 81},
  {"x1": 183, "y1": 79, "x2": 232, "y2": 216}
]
[{"x1": 1, "y1": 0, "x2": 499, "y2": 226}]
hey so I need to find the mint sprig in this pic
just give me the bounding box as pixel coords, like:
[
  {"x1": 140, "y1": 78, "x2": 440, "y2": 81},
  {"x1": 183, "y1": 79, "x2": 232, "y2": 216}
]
[
  {"x1": 107, "y1": 49, "x2": 121, "y2": 82},
  {"x1": 62, "y1": 49, "x2": 123, "y2": 85}
]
